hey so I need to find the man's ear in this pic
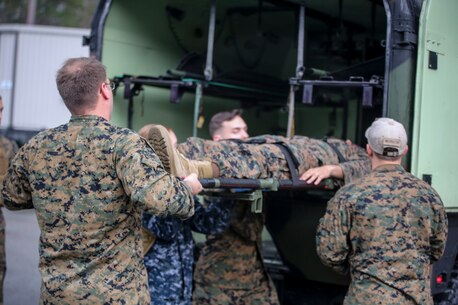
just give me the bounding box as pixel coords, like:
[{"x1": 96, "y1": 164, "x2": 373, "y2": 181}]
[
  {"x1": 100, "y1": 82, "x2": 110, "y2": 99},
  {"x1": 366, "y1": 144, "x2": 373, "y2": 157},
  {"x1": 402, "y1": 145, "x2": 409, "y2": 156},
  {"x1": 213, "y1": 134, "x2": 221, "y2": 141}
]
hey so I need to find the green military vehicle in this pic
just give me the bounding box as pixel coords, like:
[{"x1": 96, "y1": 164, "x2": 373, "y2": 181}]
[{"x1": 87, "y1": 0, "x2": 458, "y2": 303}]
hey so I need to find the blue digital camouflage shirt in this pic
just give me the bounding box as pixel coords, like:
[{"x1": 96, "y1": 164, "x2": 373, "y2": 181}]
[
  {"x1": 1, "y1": 115, "x2": 195, "y2": 305},
  {"x1": 143, "y1": 196, "x2": 232, "y2": 305}
]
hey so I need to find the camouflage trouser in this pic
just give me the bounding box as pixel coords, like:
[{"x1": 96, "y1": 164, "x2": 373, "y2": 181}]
[
  {"x1": 192, "y1": 278, "x2": 279, "y2": 305},
  {"x1": 177, "y1": 135, "x2": 370, "y2": 183},
  {"x1": 0, "y1": 209, "x2": 5, "y2": 305},
  {"x1": 344, "y1": 278, "x2": 425, "y2": 305}
]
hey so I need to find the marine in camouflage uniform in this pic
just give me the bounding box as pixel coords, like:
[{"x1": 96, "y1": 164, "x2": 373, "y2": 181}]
[
  {"x1": 316, "y1": 118, "x2": 448, "y2": 305},
  {"x1": 0, "y1": 135, "x2": 18, "y2": 305},
  {"x1": 191, "y1": 201, "x2": 278, "y2": 305},
  {"x1": 143, "y1": 196, "x2": 232, "y2": 305},
  {"x1": 2, "y1": 116, "x2": 196, "y2": 305},
  {"x1": 1, "y1": 58, "x2": 201, "y2": 305},
  {"x1": 178, "y1": 134, "x2": 370, "y2": 184}
]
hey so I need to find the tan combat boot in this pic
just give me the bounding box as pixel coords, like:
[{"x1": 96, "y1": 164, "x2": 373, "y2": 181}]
[
  {"x1": 146, "y1": 125, "x2": 214, "y2": 178},
  {"x1": 177, "y1": 153, "x2": 215, "y2": 178}
]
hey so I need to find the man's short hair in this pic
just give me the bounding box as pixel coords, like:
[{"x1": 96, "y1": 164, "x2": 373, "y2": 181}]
[
  {"x1": 365, "y1": 117, "x2": 407, "y2": 160},
  {"x1": 56, "y1": 57, "x2": 107, "y2": 114},
  {"x1": 209, "y1": 109, "x2": 243, "y2": 136}
]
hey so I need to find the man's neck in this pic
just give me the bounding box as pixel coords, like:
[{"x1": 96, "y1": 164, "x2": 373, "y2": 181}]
[
  {"x1": 75, "y1": 108, "x2": 110, "y2": 121},
  {"x1": 371, "y1": 159, "x2": 402, "y2": 170}
]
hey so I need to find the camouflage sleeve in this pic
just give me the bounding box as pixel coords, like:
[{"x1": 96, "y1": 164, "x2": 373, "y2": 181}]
[
  {"x1": 316, "y1": 189, "x2": 351, "y2": 274},
  {"x1": 1, "y1": 145, "x2": 33, "y2": 210},
  {"x1": 177, "y1": 137, "x2": 208, "y2": 160},
  {"x1": 191, "y1": 196, "x2": 233, "y2": 234},
  {"x1": 115, "y1": 135, "x2": 194, "y2": 219},
  {"x1": 143, "y1": 213, "x2": 181, "y2": 241},
  {"x1": 429, "y1": 191, "x2": 448, "y2": 262},
  {"x1": 337, "y1": 143, "x2": 371, "y2": 184}
]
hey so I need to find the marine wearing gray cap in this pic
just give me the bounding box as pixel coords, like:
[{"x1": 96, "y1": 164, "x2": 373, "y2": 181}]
[
  {"x1": 316, "y1": 116, "x2": 447, "y2": 305},
  {"x1": 365, "y1": 117, "x2": 407, "y2": 157}
]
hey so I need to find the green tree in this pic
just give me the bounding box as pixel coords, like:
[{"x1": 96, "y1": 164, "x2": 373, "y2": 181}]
[
  {"x1": 0, "y1": 0, "x2": 97, "y2": 28},
  {"x1": 0, "y1": 0, "x2": 28, "y2": 24}
]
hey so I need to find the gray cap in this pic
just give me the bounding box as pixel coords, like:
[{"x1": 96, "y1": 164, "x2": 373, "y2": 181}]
[{"x1": 365, "y1": 118, "x2": 407, "y2": 157}]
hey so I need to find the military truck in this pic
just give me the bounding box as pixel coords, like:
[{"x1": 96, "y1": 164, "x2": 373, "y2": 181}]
[{"x1": 86, "y1": 0, "x2": 458, "y2": 304}]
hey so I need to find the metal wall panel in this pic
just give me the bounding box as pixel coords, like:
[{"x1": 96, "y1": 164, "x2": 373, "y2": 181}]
[
  {"x1": 0, "y1": 25, "x2": 89, "y2": 130},
  {"x1": 412, "y1": 0, "x2": 458, "y2": 208},
  {"x1": 0, "y1": 32, "x2": 18, "y2": 127}
]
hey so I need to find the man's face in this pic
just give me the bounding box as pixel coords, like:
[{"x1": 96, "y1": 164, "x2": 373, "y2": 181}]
[{"x1": 213, "y1": 115, "x2": 249, "y2": 141}]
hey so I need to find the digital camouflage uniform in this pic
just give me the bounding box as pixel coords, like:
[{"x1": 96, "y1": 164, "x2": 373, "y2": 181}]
[
  {"x1": 143, "y1": 196, "x2": 232, "y2": 305},
  {"x1": 316, "y1": 164, "x2": 448, "y2": 305},
  {"x1": 0, "y1": 136, "x2": 18, "y2": 305},
  {"x1": 178, "y1": 135, "x2": 370, "y2": 184},
  {"x1": 1, "y1": 116, "x2": 195, "y2": 305},
  {"x1": 191, "y1": 201, "x2": 279, "y2": 305}
]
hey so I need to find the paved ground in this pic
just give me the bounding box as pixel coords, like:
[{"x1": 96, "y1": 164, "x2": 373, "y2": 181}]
[
  {"x1": 2, "y1": 208, "x2": 41, "y2": 305},
  {"x1": 0, "y1": 209, "x2": 286, "y2": 305}
]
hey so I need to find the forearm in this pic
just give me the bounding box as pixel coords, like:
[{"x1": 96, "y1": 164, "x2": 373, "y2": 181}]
[
  {"x1": 316, "y1": 195, "x2": 351, "y2": 275},
  {"x1": 191, "y1": 197, "x2": 232, "y2": 234},
  {"x1": 142, "y1": 174, "x2": 195, "y2": 219},
  {"x1": 143, "y1": 213, "x2": 181, "y2": 240},
  {"x1": 316, "y1": 226, "x2": 350, "y2": 275}
]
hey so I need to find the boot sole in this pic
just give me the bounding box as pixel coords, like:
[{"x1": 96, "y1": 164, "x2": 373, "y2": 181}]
[{"x1": 147, "y1": 125, "x2": 178, "y2": 175}]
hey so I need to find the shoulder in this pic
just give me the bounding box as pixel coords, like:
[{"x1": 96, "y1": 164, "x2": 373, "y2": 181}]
[
  {"x1": 335, "y1": 176, "x2": 367, "y2": 195},
  {"x1": 111, "y1": 125, "x2": 142, "y2": 143},
  {"x1": 401, "y1": 170, "x2": 443, "y2": 198},
  {"x1": 110, "y1": 127, "x2": 156, "y2": 159},
  {"x1": 90, "y1": 120, "x2": 140, "y2": 142},
  {"x1": 331, "y1": 172, "x2": 378, "y2": 204},
  {"x1": 0, "y1": 135, "x2": 18, "y2": 152},
  {"x1": 21, "y1": 124, "x2": 69, "y2": 150},
  {"x1": 88, "y1": 122, "x2": 145, "y2": 148}
]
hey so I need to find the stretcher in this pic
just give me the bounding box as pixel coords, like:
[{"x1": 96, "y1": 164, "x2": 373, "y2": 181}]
[{"x1": 198, "y1": 178, "x2": 340, "y2": 213}]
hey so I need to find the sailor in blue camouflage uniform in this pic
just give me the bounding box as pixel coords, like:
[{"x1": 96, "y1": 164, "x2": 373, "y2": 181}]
[
  {"x1": 0, "y1": 57, "x2": 203, "y2": 305},
  {"x1": 142, "y1": 197, "x2": 232, "y2": 305},
  {"x1": 316, "y1": 118, "x2": 448, "y2": 305},
  {"x1": 139, "y1": 124, "x2": 233, "y2": 305}
]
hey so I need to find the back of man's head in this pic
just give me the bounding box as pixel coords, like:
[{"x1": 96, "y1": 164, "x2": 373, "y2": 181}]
[
  {"x1": 365, "y1": 117, "x2": 407, "y2": 160},
  {"x1": 56, "y1": 57, "x2": 107, "y2": 115},
  {"x1": 209, "y1": 109, "x2": 248, "y2": 141}
]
